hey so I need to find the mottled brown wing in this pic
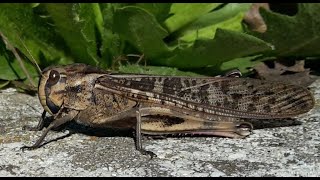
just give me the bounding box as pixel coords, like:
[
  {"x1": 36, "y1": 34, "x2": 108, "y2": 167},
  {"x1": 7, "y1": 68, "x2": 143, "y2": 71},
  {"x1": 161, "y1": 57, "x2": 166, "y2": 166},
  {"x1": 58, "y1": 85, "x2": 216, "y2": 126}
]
[{"x1": 96, "y1": 74, "x2": 314, "y2": 119}]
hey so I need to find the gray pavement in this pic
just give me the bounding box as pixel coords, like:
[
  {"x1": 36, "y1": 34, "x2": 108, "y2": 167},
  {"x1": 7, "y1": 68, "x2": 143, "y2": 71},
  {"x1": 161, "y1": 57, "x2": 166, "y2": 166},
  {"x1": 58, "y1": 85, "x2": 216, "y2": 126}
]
[{"x1": 0, "y1": 78, "x2": 319, "y2": 177}]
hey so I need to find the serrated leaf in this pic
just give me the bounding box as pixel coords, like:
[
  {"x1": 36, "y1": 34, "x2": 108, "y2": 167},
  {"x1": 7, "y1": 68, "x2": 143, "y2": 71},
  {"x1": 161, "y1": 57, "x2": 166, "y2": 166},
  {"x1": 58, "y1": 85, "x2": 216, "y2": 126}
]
[
  {"x1": 114, "y1": 6, "x2": 171, "y2": 60},
  {"x1": 164, "y1": 3, "x2": 222, "y2": 33},
  {"x1": 163, "y1": 28, "x2": 272, "y2": 69},
  {"x1": 178, "y1": 13, "x2": 244, "y2": 43},
  {"x1": 220, "y1": 55, "x2": 264, "y2": 74},
  {"x1": 250, "y1": 3, "x2": 320, "y2": 57},
  {"x1": 43, "y1": 3, "x2": 100, "y2": 65},
  {"x1": 135, "y1": 3, "x2": 172, "y2": 23},
  {"x1": 99, "y1": 3, "x2": 125, "y2": 68}
]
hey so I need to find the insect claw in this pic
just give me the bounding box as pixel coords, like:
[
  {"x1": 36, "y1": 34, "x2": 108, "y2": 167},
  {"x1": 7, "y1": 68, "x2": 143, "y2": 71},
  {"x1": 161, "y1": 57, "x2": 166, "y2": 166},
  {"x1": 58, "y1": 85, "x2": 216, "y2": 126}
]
[
  {"x1": 22, "y1": 125, "x2": 40, "y2": 131},
  {"x1": 20, "y1": 145, "x2": 37, "y2": 152},
  {"x1": 139, "y1": 149, "x2": 157, "y2": 159},
  {"x1": 235, "y1": 122, "x2": 253, "y2": 137}
]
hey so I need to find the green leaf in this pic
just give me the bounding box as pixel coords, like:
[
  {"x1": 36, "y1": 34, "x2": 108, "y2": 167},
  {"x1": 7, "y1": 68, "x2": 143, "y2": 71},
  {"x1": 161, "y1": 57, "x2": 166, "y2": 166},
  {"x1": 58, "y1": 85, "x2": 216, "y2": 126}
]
[
  {"x1": 92, "y1": 3, "x2": 103, "y2": 37},
  {"x1": 179, "y1": 3, "x2": 251, "y2": 33},
  {"x1": 135, "y1": 3, "x2": 172, "y2": 23},
  {"x1": 164, "y1": 3, "x2": 222, "y2": 33},
  {"x1": 0, "y1": 39, "x2": 38, "y2": 81},
  {"x1": 178, "y1": 13, "x2": 244, "y2": 43},
  {"x1": 250, "y1": 3, "x2": 320, "y2": 57},
  {"x1": 220, "y1": 55, "x2": 264, "y2": 74},
  {"x1": 113, "y1": 6, "x2": 171, "y2": 60},
  {"x1": 163, "y1": 28, "x2": 273, "y2": 69},
  {"x1": 0, "y1": 3, "x2": 71, "y2": 67},
  {"x1": 113, "y1": 4, "x2": 270, "y2": 72},
  {"x1": 99, "y1": 3, "x2": 125, "y2": 68},
  {"x1": 43, "y1": 3, "x2": 101, "y2": 65},
  {"x1": 176, "y1": 3, "x2": 251, "y2": 43},
  {"x1": 119, "y1": 64, "x2": 202, "y2": 76}
]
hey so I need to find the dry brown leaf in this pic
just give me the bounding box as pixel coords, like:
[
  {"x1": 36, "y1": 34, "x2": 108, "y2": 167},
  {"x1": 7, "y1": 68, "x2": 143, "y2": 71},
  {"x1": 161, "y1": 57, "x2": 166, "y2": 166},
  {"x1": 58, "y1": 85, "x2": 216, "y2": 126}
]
[
  {"x1": 253, "y1": 60, "x2": 316, "y2": 87},
  {"x1": 243, "y1": 3, "x2": 270, "y2": 33}
]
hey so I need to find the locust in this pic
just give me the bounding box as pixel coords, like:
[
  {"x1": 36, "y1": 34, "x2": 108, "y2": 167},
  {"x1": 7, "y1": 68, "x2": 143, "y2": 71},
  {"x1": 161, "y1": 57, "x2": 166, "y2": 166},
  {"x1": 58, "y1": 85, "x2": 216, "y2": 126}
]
[{"x1": 21, "y1": 63, "x2": 315, "y2": 157}]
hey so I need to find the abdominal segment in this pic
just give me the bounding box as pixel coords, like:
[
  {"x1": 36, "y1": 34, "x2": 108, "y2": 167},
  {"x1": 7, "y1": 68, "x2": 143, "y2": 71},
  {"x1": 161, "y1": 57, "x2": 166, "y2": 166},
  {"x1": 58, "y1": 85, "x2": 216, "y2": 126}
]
[{"x1": 140, "y1": 115, "x2": 253, "y2": 138}]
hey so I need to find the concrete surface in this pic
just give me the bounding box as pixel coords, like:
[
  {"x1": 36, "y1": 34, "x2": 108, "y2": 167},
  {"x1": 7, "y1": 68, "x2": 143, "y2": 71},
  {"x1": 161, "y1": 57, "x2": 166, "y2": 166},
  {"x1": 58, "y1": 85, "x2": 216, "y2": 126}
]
[{"x1": 0, "y1": 78, "x2": 319, "y2": 177}]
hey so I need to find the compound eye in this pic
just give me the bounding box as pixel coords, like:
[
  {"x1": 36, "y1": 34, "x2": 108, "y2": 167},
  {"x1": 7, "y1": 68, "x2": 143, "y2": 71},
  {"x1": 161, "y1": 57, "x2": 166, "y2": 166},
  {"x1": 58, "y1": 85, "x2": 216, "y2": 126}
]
[{"x1": 47, "y1": 70, "x2": 60, "y2": 86}]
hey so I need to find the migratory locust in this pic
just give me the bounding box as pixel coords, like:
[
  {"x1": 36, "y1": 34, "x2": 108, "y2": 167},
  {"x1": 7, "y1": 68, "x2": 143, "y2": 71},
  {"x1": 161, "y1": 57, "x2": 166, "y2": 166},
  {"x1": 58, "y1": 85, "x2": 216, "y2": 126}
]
[{"x1": 21, "y1": 63, "x2": 315, "y2": 157}]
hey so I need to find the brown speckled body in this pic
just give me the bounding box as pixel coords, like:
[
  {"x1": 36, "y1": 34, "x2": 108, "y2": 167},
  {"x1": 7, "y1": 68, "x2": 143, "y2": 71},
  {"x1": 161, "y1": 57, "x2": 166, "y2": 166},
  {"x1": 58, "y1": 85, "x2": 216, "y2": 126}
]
[
  {"x1": 38, "y1": 63, "x2": 315, "y2": 133},
  {"x1": 23, "y1": 63, "x2": 315, "y2": 155}
]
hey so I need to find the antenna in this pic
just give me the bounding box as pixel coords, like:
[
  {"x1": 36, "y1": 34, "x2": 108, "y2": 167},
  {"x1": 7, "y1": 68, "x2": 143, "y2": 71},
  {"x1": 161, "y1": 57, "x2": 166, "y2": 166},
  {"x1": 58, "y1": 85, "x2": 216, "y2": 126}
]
[{"x1": 17, "y1": 35, "x2": 42, "y2": 74}]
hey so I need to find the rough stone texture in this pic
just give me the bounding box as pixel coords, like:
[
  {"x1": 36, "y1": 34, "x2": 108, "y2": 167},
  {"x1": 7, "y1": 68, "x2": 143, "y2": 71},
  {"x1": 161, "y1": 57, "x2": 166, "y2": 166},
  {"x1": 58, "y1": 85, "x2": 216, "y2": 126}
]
[{"x1": 0, "y1": 78, "x2": 319, "y2": 177}]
